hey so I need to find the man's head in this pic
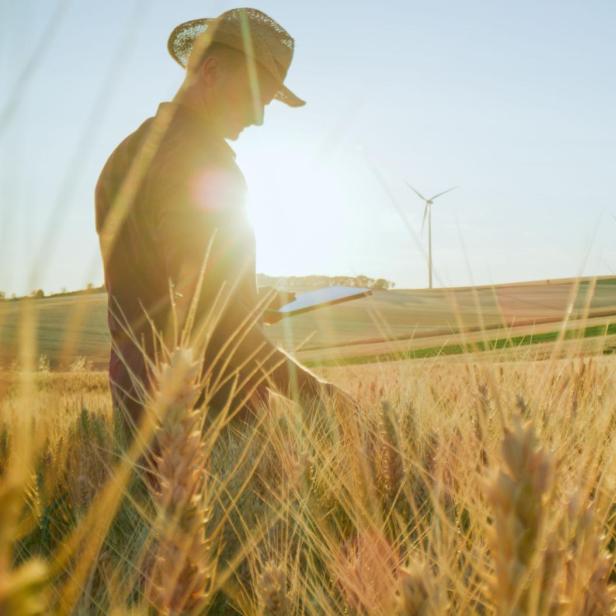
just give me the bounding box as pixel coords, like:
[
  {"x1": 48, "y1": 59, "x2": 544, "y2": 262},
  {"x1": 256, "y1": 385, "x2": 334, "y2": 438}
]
[
  {"x1": 182, "y1": 41, "x2": 279, "y2": 140},
  {"x1": 168, "y1": 8, "x2": 305, "y2": 140}
]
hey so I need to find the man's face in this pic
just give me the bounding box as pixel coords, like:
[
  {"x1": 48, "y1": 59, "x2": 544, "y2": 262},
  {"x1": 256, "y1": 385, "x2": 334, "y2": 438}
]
[{"x1": 204, "y1": 51, "x2": 280, "y2": 140}]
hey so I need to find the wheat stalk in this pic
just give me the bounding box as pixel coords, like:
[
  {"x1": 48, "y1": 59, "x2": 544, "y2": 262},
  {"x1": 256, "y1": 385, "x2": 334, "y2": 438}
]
[
  {"x1": 485, "y1": 413, "x2": 554, "y2": 614},
  {"x1": 144, "y1": 347, "x2": 220, "y2": 615},
  {"x1": 0, "y1": 365, "x2": 50, "y2": 615},
  {"x1": 562, "y1": 495, "x2": 616, "y2": 615},
  {"x1": 0, "y1": 479, "x2": 48, "y2": 615}
]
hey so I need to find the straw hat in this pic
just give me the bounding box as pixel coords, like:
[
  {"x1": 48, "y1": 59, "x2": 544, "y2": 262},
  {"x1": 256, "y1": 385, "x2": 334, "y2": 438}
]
[{"x1": 167, "y1": 7, "x2": 305, "y2": 107}]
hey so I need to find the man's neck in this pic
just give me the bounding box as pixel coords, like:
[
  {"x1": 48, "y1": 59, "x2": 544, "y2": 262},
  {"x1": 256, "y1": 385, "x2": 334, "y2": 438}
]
[{"x1": 171, "y1": 85, "x2": 224, "y2": 139}]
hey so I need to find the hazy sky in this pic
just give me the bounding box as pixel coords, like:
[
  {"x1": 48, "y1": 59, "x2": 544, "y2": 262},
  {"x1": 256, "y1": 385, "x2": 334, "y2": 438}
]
[{"x1": 1, "y1": 0, "x2": 615, "y2": 296}]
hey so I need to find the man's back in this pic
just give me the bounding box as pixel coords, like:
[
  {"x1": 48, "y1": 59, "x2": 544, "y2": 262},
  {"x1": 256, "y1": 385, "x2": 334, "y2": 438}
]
[{"x1": 95, "y1": 101, "x2": 257, "y2": 433}]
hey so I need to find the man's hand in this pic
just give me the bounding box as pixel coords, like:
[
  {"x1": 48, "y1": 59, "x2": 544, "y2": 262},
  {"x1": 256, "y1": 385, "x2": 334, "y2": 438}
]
[{"x1": 258, "y1": 287, "x2": 296, "y2": 324}]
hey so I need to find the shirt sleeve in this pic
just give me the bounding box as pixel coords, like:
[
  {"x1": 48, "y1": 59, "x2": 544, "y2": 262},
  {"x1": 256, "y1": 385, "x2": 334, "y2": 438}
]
[{"x1": 145, "y1": 146, "x2": 319, "y2": 406}]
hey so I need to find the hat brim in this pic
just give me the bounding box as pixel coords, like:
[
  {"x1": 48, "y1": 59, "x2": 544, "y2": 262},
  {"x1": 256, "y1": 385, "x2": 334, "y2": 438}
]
[
  {"x1": 167, "y1": 18, "x2": 305, "y2": 108},
  {"x1": 275, "y1": 84, "x2": 305, "y2": 107}
]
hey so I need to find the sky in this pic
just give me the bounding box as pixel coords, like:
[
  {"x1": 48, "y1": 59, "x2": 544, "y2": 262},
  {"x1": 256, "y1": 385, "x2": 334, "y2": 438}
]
[{"x1": 1, "y1": 0, "x2": 615, "y2": 296}]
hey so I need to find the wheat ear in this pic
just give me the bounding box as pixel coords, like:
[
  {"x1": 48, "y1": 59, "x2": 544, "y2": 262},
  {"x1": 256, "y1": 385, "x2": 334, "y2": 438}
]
[
  {"x1": 486, "y1": 414, "x2": 554, "y2": 613},
  {"x1": 145, "y1": 347, "x2": 220, "y2": 615}
]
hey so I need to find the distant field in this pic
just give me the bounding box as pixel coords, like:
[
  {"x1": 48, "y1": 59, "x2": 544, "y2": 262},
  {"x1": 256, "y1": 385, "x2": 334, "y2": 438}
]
[{"x1": 1, "y1": 276, "x2": 615, "y2": 369}]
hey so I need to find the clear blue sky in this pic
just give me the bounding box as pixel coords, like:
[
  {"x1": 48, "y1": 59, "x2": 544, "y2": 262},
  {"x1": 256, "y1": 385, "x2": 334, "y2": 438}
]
[{"x1": 1, "y1": 0, "x2": 615, "y2": 296}]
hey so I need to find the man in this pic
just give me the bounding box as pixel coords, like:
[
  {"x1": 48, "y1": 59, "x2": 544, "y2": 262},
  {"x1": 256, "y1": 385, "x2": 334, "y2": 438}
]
[{"x1": 95, "y1": 7, "x2": 355, "y2": 442}]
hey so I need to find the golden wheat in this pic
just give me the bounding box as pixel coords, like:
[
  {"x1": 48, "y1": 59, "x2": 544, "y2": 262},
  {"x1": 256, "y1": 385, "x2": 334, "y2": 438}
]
[
  {"x1": 144, "y1": 348, "x2": 220, "y2": 615},
  {"x1": 1, "y1": 354, "x2": 615, "y2": 614}
]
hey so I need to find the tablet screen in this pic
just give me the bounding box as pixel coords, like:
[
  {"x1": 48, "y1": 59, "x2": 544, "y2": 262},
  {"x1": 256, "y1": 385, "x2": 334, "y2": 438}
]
[{"x1": 274, "y1": 286, "x2": 372, "y2": 318}]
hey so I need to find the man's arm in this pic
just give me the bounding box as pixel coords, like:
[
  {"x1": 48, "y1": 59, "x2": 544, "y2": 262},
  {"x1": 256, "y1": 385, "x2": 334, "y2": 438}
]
[
  {"x1": 147, "y1": 151, "x2": 330, "y2": 405},
  {"x1": 169, "y1": 238, "x2": 327, "y2": 404}
]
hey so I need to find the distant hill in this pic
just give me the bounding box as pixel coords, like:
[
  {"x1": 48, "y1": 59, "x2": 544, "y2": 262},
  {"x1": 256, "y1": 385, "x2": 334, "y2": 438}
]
[{"x1": 1, "y1": 275, "x2": 615, "y2": 370}]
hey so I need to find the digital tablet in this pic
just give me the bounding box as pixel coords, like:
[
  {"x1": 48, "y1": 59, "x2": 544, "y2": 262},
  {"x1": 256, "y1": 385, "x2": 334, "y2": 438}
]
[{"x1": 264, "y1": 286, "x2": 372, "y2": 323}]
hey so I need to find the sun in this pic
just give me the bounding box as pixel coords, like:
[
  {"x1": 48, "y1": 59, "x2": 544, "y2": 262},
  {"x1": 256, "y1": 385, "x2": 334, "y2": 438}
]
[{"x1": 243, "y1": 145, "x2": 358, "y2": 278}]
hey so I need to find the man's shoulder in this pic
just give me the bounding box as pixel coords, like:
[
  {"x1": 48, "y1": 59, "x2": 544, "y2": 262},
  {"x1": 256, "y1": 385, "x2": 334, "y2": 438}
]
[
  {"x1": 95, "y1": 106, "x2": 246, "y2": 221},
  {"x1": 145, "y1": 122, "x2": 245, "y2": 193},
  {"x1": 95, "y1": 113, "x2": 180, "y2": 232},
  {"x1": 96, "y1": 116, "x2": 157, "y2": 187},
  {"x1": 99, "y1": 103, "x2": 242, "y2": 176}
]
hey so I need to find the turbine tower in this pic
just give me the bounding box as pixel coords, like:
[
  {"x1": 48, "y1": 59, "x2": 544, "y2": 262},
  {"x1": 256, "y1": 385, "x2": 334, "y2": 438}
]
[{"x1": 405, "y1": 183, "x2": 458, "y2": 289}]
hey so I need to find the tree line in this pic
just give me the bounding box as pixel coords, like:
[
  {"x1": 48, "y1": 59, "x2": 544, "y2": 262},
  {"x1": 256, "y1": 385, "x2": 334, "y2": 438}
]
[{"x1": 256, "y1": 274, "x2": 395, "y2": 290}]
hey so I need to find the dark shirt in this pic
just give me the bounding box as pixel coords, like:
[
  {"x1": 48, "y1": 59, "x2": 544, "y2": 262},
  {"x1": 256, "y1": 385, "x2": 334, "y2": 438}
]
[{"x1": 95, "y1": 101, "x2": 292, "y2": 431}]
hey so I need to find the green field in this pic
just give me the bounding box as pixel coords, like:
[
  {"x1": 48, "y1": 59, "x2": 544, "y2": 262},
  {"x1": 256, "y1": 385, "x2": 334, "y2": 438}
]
[{"x1": 1, "y1": 275, "x2": 616, "y2": 370}]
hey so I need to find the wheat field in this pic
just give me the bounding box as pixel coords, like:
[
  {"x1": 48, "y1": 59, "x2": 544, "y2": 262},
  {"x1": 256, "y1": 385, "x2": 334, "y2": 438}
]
[{"x1": 1, "y1": 299, "x2": 615, "y2": 615}]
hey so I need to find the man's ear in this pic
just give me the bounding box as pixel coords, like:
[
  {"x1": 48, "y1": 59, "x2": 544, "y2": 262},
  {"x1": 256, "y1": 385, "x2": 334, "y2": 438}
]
[{"x1": 199, "y1": 55, "x2": 220, "y2": 89}]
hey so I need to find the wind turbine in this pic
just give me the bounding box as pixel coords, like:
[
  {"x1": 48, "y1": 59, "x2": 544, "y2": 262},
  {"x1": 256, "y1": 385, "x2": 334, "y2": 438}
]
[{"x1": 405, "y1": 183, "x2": 458, "y2": 289}]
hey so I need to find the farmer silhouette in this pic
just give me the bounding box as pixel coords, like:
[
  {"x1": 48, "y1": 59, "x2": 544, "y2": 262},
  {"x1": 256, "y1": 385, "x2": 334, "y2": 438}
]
[{"x1": 95, "y1": 7, "x2": 355, "y2": 445}]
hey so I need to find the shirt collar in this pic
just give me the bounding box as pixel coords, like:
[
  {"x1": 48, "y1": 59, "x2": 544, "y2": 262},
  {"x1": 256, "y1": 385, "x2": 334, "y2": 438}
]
[{"x1": 155, "y1": 101, "x2": 237, "y2": 159}]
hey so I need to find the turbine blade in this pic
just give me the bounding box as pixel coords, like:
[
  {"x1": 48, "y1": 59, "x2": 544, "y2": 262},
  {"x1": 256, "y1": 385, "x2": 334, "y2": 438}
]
[
  {"x1": 430, "y1": 186, "x2": 459, "y2": 201},
  {"x1": 405, "y1": 181, "x2": 427, "y2": 202},
  {"x1": 421, "y1": 203, "x2": 429, "y2": 232}
]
